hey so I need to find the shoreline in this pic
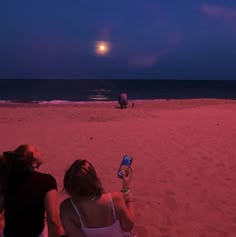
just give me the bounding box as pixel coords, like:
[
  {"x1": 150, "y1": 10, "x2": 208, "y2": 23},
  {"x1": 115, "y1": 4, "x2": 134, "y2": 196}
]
[{"x1": 0, "y1": 98, "x2": 235, "y2": 107}]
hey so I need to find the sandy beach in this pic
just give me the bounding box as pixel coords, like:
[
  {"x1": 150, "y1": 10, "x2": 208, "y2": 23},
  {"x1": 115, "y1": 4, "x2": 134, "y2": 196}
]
[{"x1": 1, "y1": 99, "x2": 236, "y2": 237}]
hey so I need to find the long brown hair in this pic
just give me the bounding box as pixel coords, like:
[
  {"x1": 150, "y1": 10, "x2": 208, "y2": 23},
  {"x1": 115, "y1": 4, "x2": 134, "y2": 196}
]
[{"x1": 63, "y1": 160, "x2": 104, "y2": 199}]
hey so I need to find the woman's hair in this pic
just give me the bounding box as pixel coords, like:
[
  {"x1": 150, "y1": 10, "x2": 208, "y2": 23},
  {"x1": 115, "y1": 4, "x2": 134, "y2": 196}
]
[
  {"x1": 63, "y1": 160, "x2": 104, "y2": 199},
  {"x1": 0, "y1": 144, "x2": 42, "y2": 194}
]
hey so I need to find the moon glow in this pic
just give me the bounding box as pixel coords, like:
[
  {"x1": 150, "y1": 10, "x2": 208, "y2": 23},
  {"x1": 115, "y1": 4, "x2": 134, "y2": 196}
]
[{"x1": 95, "y1": 41, "x2": 110, "y2": 55}]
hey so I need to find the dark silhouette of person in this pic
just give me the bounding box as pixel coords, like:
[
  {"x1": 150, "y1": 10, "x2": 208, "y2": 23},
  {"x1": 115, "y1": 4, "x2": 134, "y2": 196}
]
[
  {"x1": 0, "y1": 144, "x2": 61, "y2": 237},
  {"x1": 118, "y1": 93, "x2": 128, "y2": 109}
]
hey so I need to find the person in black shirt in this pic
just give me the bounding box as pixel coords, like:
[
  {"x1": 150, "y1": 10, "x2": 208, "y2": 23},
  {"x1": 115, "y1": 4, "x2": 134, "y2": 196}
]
[{"x1": 0, "y1": 144, "x2": 61, "y2": 237}]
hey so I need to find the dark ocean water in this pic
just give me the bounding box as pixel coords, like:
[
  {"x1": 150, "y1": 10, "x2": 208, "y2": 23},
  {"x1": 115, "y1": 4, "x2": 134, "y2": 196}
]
[{"x1": 0, "y1": 79, "x2": 235, "y2": 104}]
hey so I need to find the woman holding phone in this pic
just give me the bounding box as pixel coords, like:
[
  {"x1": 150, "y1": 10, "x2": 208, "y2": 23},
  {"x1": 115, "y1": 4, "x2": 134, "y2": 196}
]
[{"x1": 60, "y1": 159, "x2": 136, "y2": 237}]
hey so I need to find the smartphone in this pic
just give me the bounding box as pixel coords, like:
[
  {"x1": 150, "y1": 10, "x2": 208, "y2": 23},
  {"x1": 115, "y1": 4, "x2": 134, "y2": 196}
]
[{"x1": 117, "y1": 155, "x2": 133, "y2": 178}]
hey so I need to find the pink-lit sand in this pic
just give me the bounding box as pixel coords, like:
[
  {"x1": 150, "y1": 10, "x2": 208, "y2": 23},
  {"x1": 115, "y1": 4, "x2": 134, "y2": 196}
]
[{"x1": 1, "y1": 99, "x2": 236, "y2": 237}]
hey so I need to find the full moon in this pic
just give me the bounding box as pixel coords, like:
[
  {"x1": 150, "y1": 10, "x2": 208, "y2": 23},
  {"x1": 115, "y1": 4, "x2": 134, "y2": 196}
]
[
  {"x1": 95, "y1": 41, "x2": 110, "y2": 55},
  {"x1": 99, "y1": 45, "x2": 105, "y2": 51}
]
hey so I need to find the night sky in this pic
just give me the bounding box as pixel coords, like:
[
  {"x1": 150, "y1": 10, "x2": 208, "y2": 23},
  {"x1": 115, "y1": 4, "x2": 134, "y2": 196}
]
[{"x1": 1, "y1": 0, "x2": 236, "y2": 79}]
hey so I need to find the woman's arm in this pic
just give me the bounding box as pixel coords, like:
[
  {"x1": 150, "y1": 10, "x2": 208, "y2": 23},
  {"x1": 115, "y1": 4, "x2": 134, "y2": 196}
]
[
  {"x1": 115, "y1": 167, "x2": 135, "y2": 231},
  {"x1": 112, "y1": 192, "x2": 135, "y2": 232},
  {"x1": 122, "y1": 190, "x2": 135, "y2": 221},
  {"x1": 60, "y1": 200, "x2": 85, "y2": 237},
  {"x1": 44, "y1": 189, "x2": 61, "y2": 237}
]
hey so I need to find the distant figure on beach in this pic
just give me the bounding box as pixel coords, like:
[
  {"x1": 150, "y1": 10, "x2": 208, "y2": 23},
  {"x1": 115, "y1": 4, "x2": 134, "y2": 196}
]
[
  {"x1": 118, "y1": 93, "x2": 128, "y2": 109},
  {"x1": 60, "y1": 159, "x2": 136, "y2": 237},
  {"x1": 0, "y1": 144, "x2": 61, "y2": 237}
]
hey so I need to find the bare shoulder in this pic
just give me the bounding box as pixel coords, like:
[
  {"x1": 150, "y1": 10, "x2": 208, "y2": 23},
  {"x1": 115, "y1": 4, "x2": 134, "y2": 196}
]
[
  {"x1": 110, "y1": 191, "x2": 123, "y2": 200},
  {"x1": 109, "y1": 191, "x2": 124, "y2": 207}
]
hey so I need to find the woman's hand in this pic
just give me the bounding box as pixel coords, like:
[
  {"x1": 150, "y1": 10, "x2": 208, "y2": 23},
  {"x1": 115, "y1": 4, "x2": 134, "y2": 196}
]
[{"x1": 121, "y1": 167, "x2": 133, "y2": 190}]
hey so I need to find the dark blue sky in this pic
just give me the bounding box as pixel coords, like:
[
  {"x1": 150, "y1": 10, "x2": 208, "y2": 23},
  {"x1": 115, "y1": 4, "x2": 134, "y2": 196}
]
[{"x1": 1, "y1": 0, "x2": 236, "y2": 79}]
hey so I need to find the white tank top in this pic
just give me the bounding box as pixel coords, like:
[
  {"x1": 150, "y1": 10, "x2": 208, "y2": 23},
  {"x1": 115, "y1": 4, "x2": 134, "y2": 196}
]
[{"x1": 70, "y1": 192, "x2": 124, "y2": 237}]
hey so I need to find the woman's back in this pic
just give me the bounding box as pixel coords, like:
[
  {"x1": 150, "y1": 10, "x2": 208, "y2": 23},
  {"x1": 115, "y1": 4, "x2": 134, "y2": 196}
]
[
  {"x1": 60, "y1": 159, "x2": 135, "y2": 237},
  {"x1": 61, "y1": 192, "x2": 124, "y2": 237}
]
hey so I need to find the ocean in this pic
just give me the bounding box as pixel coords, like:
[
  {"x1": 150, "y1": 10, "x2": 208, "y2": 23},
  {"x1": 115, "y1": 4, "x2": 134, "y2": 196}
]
[{"x1": 0, "y1": 79, "x2": 235, "y2": 104}]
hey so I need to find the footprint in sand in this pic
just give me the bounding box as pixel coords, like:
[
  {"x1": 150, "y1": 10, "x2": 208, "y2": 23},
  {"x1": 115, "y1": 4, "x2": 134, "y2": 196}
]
[{"x1": 164, "y1": 191, "x2": 178, "y2": 211}]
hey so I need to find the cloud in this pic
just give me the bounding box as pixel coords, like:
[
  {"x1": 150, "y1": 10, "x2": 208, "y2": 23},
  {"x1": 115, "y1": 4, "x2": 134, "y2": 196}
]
[
  {"x1": 126, "y1": 29, "x2": 183, "y2": 69},
  {"x1": 129, "y1": 49, "x2": 168, "y2": 68},
  {"x1": 113, "y1": 2, "x2": 184, "y2": 69},
  {"x1": 130, "y1": 54, "x2": 159, "y2": 68},
  {"x1": 200, "y1": 4, "x2": 236, "y2": 32}
]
